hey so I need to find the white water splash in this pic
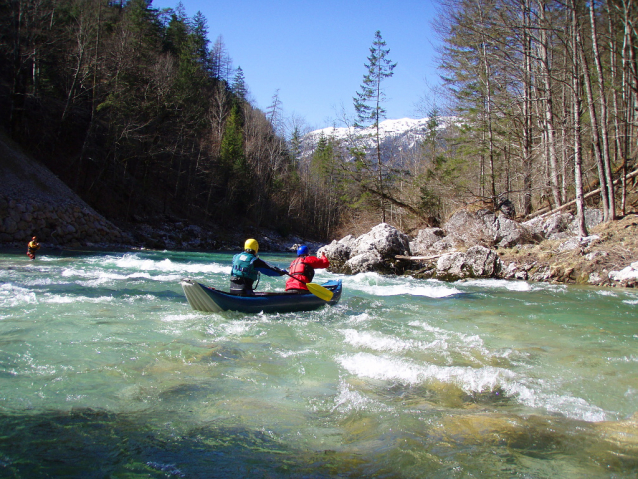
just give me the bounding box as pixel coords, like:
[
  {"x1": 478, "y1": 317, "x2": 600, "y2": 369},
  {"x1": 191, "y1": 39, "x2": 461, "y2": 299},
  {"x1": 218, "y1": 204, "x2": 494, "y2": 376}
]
[
  {"x1": 0, "y1": 283, "x2": 37, "y2": 307},
  {"x1": 340, "y1": 328, "x2": 448, "y2": 353},
  {"x1": 108, "y1": 254, "x2": 228, "y2": 275},
  {"x1": 462, "y1": 278, "x2": 532, "y2": 291},
  {"x1": 346, "y1": 272, "x2": 461, "y2": 298},
  {"x1": 337, "y1": 352, "x2": 607, "y2": 422}
]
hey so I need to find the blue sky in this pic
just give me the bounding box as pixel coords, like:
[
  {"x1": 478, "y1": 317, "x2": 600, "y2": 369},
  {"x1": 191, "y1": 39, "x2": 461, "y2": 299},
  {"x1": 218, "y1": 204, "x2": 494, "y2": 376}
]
[{"x1": 150, "y1": 0, "x2": 443, "y2": 131}]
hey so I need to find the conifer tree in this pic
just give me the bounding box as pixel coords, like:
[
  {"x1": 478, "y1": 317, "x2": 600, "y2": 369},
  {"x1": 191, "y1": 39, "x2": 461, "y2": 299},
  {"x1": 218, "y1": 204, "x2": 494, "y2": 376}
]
[
  {"x1": 353, "y1": 30, "x2": 396, "y2": 223},
  {"x1": 232, "y1": 66, "x2": 248, "y2": 103}
]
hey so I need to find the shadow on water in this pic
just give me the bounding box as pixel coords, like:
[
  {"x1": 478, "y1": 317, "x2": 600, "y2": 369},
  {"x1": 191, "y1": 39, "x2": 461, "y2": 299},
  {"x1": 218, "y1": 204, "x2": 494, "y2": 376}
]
[{"x1": 0, "y1": 408, "x2": 366, "y2": 478}]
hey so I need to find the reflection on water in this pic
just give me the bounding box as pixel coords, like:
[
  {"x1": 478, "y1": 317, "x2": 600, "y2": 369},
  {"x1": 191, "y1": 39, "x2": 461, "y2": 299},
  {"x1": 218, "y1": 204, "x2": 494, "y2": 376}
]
[{"x1": 1, "y1": 248, "x2": 637, "y2": 477}]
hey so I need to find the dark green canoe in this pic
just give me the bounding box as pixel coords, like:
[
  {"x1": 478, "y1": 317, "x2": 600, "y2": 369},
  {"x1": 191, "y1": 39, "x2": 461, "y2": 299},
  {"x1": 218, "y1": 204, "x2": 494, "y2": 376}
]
[{"x1": 181, "y1": 279, "x2": 342, "y2": 314}]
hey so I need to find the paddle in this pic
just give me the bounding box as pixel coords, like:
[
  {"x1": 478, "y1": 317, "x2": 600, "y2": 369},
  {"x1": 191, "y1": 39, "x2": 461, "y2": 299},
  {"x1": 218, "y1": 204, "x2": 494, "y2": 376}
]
[
  {"x1": 282, "y1": 271, "x2": 334, "y2": 301},
  {"x1": 256, "y1": 263, "x2": 334, "y2": 302}
]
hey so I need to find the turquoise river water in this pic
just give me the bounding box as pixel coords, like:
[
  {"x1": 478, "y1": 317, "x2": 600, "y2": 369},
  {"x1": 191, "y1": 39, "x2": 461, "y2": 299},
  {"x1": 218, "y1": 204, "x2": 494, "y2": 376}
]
[{"x1": 1, "y1": 248, "x2": 637, "y2": 478}]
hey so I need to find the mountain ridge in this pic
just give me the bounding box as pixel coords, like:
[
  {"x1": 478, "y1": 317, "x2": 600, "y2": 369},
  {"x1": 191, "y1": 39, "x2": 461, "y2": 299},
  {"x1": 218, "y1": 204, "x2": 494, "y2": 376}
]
[{"x1": 300, "y1": 117, "x2": 458, "y2": 158}]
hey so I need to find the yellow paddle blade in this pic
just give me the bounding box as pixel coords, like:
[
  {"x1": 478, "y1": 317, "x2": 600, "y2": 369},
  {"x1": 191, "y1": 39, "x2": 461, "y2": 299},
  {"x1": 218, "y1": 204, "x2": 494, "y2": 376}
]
[{"x1": 307, "y1": 282, "x2": 334, "y2": 301}]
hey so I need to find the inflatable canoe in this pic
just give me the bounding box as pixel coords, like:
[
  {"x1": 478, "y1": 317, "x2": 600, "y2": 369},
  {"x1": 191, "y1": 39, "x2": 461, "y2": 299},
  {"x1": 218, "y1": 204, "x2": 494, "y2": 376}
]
[{"x1": 181, "y1": 279, "x2": 342, "y2": 314}]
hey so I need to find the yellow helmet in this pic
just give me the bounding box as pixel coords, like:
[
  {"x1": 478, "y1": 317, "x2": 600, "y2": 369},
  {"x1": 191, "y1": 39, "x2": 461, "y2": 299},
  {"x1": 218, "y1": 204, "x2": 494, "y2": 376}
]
[{"x1": 244, "y1": 238, "x2": 259, "y2": 253}]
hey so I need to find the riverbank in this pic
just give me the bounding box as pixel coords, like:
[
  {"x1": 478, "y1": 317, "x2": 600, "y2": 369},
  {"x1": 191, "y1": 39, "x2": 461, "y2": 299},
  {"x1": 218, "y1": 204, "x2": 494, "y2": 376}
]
[
  {"x1": 0, "y1": 132, "x2": 319, "y2": 254},
  {"x1": 2, "y1": 132, "x2": 636, "y2": 287},
  {"x1": 496, "y1": 213, "x2": 638, "y2": 287},
  {"x1": 319, "y1": 214, "x2": 638, "y2": 289}
]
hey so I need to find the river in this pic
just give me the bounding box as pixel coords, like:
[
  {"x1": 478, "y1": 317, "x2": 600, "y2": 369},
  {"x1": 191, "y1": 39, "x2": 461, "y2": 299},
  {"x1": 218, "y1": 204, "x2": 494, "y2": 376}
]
[{"x1": 1, "y1": 248, "x2": 637, "y2": 478}]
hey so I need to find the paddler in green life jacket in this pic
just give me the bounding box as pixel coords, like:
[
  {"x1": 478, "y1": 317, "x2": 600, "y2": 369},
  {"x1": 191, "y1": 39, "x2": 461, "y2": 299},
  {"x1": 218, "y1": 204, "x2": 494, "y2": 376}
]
[{"x1": 230, "y1": 239, "x2": 284, "y2": 295}]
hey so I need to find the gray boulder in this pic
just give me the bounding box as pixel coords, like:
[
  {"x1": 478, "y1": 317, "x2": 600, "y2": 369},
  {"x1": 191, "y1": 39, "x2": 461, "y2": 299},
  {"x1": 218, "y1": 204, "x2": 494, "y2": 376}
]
[
  {"x1": 569, "y1": 208, "x2": 603, "y2": 233},
  {"x1": 545, "y1": 213, "x2": 574, "y2": 237},
  {"x1": 351, "y1": 223, "x2": 410, "y2": 258},
  {"x1": 444, "y1": 209, "x2": 497, "y2": 247},
  {"x1": 522, "y1": 209, "x2": 603, "y2": 241},
  {"x1": 494, "y1": 216, "x2": 534, "y2": 248},
  {"x1": 410, "y1": 227, "x2": 446, "y2": 255},
  {"x1": 435, "y1": 245, "x2": 502, "y2": 281},
  {"x1": 345, "y1": 251, "x2": 385, "y2": 274},
  {"x1": 431, "y1": 236, "x2": 459, "y2": 253},
  {"x1": 436, "y1": 252, "x2": 469, "y2": 280},
  {"x1": 557, "y1": 235, "x2": 600, "y2": 252},
  {"x1": 321, "y1": 224, "x2": 410, "y2": 274}
]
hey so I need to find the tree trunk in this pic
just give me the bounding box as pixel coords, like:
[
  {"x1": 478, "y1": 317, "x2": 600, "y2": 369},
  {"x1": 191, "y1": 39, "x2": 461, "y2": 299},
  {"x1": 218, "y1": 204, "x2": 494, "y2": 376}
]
[
  {"x1": 571, "y1": 0, "x2": 588, "y2": 237},
  {"x1": 589, "y1": 0, "x2": 616, "y2": 219},
  {"x1": 538, "y1": 0, "x2": 561, "y2": 208},
  {"x1": 575, "y1": 5, "x2": 610, "y2": 222}
]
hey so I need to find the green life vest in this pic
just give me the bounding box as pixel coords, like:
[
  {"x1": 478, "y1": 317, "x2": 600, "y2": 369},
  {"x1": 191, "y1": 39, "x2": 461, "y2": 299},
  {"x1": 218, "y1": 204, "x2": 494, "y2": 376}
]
[{"x1": 232, "y1": 252, "x2": 259, "y2": 281}]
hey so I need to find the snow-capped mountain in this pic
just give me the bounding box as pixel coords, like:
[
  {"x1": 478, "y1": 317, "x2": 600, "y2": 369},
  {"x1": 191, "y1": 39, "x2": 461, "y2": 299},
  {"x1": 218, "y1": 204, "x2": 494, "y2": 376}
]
[{"x1": 300, "y1": 117, "x2": 457, "y2": 159}]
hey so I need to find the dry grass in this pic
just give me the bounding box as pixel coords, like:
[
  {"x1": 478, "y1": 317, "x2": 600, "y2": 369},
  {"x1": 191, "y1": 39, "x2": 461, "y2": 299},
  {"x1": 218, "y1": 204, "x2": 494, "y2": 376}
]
[{"x1": 497, "y1": 213, "x2": 638, "y2": 284}]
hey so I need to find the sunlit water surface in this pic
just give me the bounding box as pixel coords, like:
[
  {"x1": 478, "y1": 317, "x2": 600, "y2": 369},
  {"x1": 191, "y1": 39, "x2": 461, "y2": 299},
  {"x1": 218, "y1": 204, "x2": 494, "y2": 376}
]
[{"x1": 1, "y1": 248, "x2": 637, "y2": 478}]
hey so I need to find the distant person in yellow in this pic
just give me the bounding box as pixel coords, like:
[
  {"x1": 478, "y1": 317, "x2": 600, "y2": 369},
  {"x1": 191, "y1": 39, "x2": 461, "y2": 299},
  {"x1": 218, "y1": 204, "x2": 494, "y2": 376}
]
[{"x1": 27, "y1": 236, "x2": 40, "y2": 260}]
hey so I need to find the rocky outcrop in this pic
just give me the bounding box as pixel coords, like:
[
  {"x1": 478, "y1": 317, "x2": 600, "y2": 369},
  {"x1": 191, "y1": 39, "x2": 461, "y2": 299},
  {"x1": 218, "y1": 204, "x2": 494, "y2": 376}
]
[
  {"x1": 0, "y1": 195, "x2": 126, "y2": 246},
  {"x1": 320, "y1": 223, "x2": 411, "y2": 274},
  {"x1": 0, "y1": 134, "x2": 127, "y2": 247},
  {"x1": 435, "y1": 246, "x2": 502, "y2": 281},
  {"x1": 410, "y1": 228, "x2": 446, "y2": 255},
  {"x1": 321, "y1": 209, "x2": 636, "y2": 288},
  {"x1": 607, "y1": 261, "x2": 638, "y2": 288}
]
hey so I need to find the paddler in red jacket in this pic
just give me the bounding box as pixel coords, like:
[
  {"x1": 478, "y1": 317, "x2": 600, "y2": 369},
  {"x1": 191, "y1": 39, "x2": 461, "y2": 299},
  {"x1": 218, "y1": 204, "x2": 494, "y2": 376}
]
[{"x1": 285, "y1": 245, "x2": 330, "y2": 293}]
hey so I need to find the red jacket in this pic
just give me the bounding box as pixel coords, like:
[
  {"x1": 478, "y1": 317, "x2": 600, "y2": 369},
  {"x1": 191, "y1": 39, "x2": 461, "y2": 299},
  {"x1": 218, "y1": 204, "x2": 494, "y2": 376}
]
[{"x1": 285, "y1": 254, "x2": 330, "y2": 291}]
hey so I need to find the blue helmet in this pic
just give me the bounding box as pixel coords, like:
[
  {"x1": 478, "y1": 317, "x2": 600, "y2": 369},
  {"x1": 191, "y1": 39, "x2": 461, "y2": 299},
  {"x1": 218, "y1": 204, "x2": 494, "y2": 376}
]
[{"x1": 297, "y1": 245, "x2": 309, "y2": 256}]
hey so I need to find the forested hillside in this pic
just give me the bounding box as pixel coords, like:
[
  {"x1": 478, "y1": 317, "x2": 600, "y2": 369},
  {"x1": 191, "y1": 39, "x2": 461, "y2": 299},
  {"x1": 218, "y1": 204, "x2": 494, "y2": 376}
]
[
  {"x1": 1, "y1": 0, "x2": 637, "y2": 246},
  {"x1": 432, "y1": 0, "x2": 638, "y2": 233},
  {"x1": 0, "y1": 0, "x2": 333, "y2": 240},
  {"x1": 301, "y1": 0, "x2": 638, "y2": 237}
]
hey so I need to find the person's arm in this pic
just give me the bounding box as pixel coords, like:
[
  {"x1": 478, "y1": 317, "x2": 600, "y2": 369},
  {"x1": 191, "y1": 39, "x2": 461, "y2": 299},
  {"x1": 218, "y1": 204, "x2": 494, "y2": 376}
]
[
  {"x1": 254, "y1": 258, "x2": 287, "y2": 276},
  {"x1": 307, "y1": 254, "x2": 329, "y2": 268}
]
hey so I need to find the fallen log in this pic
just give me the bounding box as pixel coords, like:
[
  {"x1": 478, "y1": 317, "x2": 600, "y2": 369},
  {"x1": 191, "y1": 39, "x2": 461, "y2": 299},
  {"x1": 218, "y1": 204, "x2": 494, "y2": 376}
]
[
  {"x1": 527, "y1": 169, "x2": 638, "y2": 220},
  {"x1": 395, "y1": 254, "x2": 444, "y2": 261}
]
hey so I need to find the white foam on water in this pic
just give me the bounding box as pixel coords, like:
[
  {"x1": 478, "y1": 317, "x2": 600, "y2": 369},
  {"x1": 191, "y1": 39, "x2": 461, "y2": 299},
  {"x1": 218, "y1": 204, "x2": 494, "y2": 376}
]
[
  {"x1": 346, "y1": 313, "x2": 374, "y2": 324},
  {"x1": 610, "y1": 355, "x2": 638, "y2": 363},
  {"x1": 623, "y1": 299, "x2": 638, "y2": 305},
  {"x1": 462, "y1": 278, "x2": 533, "y2": 291},
  {"x1": 340, "y1": 329, "x2": 448, "y2": 353},
  {"x1": 332, "y1": 380, "x2": 392, "y2": 413},
  {"x1": 41, "y1": 294, "x2": 116, "y2": 304},
  {"x1": 346, "y1": 272, "x2": 461, "y2": 298},
  {"x1": 337, "y1": 352, "x2": 607, "y2": 422},
  {"x1": 408, "y1": 321, "x2": 486, "y2": 351},
  {"x1": 108, "y1": 254, "x2": 228, "y2": 275},
  {"x1": 0, "y1": 284, "x2": 37, "y2": 307},
  {"x1": 596, "y1": 290, "x2": 618, "y2": 297},
  {"x1": 206, "y1": 320, "x2": 259, "y2": 338},
  {"x1": 122, "y1": 294, "x2": 158, "y2": 304},
  {"x1": 60, "y1": 266, "x2": 182, "y2": 286},
  {"x1": 161, "y1": 312, "x2": 202, "y2": 322},
  {"x1": 275, "y1": 348, "x2": 312, "y2": 358},
  {"x1": 23, "y1": 277, "x2": 62, "y2": 286},
  {"x1": 531, "y1": 283, "x2": 568, "y2": 293},
  {"x1": 338, "y1": 352, "x2": 511, "y2": 389}
]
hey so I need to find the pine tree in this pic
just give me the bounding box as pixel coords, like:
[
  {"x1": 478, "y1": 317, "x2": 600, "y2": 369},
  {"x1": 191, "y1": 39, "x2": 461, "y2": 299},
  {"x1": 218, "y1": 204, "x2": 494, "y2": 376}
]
[
  {"x1": 232, "y1": 66, "x2": 247, "y2": 103},
  {"x1": 353, "y1": 30, "x2": 396, "y2": 223}
]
